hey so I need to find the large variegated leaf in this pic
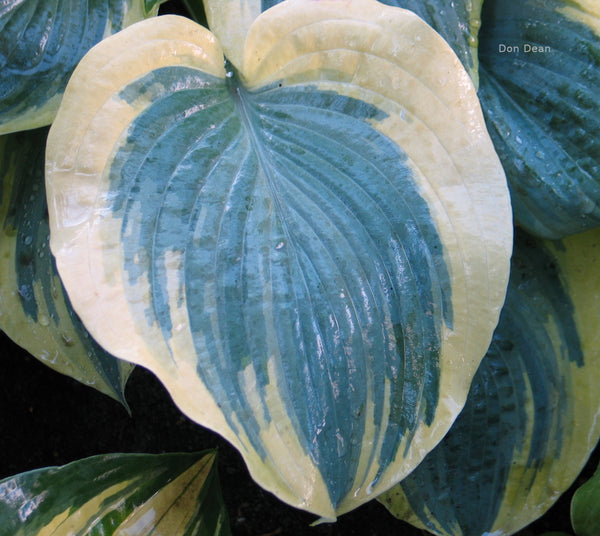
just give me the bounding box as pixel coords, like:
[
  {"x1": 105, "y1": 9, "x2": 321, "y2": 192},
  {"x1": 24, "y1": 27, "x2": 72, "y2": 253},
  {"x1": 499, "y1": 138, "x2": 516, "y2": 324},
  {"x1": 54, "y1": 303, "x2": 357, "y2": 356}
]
[
  {"x1": 478, "y1": 0, "x2": 600, "y2": 239},
  {"x1": 380, "y1": 228, "x2": 600, "y2": 536},
  {"x1": 0, "y1": 451, "x2": 230, "y2": 535},
  {"x1": 0, "y1": 128, "x2": 133, "y2": 404},
  {"x1": 0, "y1": 0, "x2": 163, "y2": 135},
  {"x1": 45, "y1": 0, "x2": 512, "y2": 518},
  {"x1": 203, "y1": 0, "x2": 483, "y2": 84}
]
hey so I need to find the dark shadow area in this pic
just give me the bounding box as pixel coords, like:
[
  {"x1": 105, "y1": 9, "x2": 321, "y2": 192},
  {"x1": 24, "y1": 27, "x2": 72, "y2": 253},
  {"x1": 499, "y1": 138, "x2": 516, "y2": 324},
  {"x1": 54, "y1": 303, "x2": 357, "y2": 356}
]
[{"x1": 2, "y1": 332, "x2": 598, "y2": 535}]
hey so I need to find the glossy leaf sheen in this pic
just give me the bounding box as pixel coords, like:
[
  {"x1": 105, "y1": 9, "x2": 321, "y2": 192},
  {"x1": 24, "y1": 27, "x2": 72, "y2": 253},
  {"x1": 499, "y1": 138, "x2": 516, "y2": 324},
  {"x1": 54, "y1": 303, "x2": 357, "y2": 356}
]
[
  {"x1": 46, "y1": 2, "x2": 512, "y2": 518},
  {"x1": 0, "y1": 0, "x2": 160, "y2": 134},
  {"x1": 381, "y1": 228, "x2": 600, "y2": 536},
  {"x1": 0, "y1": 128, "x2": 132, "y2": 404},
  {"x1": 0, "y1": 451, "x2": 230, "y2": 536},
  {"x1": 478, "y1": 0, "x2": 600, "y2": 238}
]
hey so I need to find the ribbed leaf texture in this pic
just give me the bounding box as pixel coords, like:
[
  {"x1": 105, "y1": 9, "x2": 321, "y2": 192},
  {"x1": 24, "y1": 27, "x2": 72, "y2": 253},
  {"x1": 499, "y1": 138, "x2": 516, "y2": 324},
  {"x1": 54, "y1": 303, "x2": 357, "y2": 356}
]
[{"x1": 45, "y1": 0, "x2": 512, "y2": 517}]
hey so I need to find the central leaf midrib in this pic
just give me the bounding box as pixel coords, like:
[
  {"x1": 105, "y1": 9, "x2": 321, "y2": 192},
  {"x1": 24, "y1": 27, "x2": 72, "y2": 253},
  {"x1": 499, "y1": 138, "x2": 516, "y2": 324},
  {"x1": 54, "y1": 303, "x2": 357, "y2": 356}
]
[{"x1": 226, "y1": 70, "x2": 288, "y2": 221}]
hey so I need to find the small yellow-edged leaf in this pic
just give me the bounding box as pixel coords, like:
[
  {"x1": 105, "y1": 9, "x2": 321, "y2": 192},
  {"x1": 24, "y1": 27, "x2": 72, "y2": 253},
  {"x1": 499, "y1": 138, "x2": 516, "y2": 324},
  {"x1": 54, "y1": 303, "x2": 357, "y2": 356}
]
[{"x1": 0, "y1": 451, "x2": 231, "y2": 536}]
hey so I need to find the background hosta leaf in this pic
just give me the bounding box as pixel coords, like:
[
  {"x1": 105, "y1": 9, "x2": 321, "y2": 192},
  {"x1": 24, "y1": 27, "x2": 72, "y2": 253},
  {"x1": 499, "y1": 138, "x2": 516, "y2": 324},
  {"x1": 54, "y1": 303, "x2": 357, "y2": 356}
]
[
  {"x1": 478, "y1": 0, "x2": 600, "y2": 239},
  {"x1": 380, "y1": 228, "x2": 600, "y2": 536},
  {"x1": 202, "y1": 0, "x2": 263, "y2": 68},
  {"x1": 0, "y1": 0, "x2": 162, "y2": 135},
  {"x1": 46, "y1": 0, "x2": 512, "y2": 518},
  {"x1": 0, "y1": 451, "x2": 230, "y2": 536},
  {"x1": 0, "y1": 128, "x2": 133, "y2": 404},
  {"x1": 571, "y1": 462, "x2": 600, "y2": 536}
]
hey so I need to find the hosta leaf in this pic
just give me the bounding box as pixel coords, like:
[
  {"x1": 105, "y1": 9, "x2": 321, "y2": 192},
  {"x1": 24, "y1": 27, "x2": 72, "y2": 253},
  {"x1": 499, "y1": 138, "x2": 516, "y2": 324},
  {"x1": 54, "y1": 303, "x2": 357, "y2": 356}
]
[
  {"x1": 203, "y1": 0, "x2": 483, "y2": 84},
  {"x1": 380, "y1": 228, "x2": 600, "y2": 536},
  {"x1": 0, "y1": 451, "x2": 230, "y2": 536},
  {"x1": 0, "y1": 128, "x2": 133, "y2": 405},
  {"x1": 0, "y1": 0, "x2": 162, "y2": 135},
  {"x1": 45, "y1": 0, "x2": 512, "y2": 518},
  {"x1": 478, "y1": 0, "x2": 600, "y2": 239},
  {"x1": 571, "y1": 462, "x2": 600, "y2": 536}
]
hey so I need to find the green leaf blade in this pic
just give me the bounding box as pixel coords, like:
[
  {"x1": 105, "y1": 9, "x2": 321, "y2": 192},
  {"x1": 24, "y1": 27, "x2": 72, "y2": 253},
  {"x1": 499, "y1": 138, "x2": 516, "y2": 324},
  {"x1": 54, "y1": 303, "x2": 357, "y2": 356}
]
[{"x1": 571, "y1": 462, "x2": 600, "y2": 536}]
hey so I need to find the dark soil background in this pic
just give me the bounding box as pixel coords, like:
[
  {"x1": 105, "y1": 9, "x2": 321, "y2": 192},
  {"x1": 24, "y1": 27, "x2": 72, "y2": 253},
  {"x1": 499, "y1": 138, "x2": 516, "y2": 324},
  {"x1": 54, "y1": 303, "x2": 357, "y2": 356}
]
[{"x1": 1, "y1": 331, "x2": 598, "y2": 535}]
